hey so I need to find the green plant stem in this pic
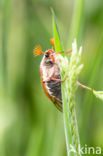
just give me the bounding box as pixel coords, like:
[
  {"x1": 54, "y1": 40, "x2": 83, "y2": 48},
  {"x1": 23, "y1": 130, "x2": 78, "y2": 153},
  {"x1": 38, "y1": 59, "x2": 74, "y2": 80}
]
[
  {"x1": 52, "y1": 10, "x2": 82, "y2": 156},
  {"x1": 61, "y1": 74, "x2": 81, "y2": 156},
  {"x1": 1, "y1": 0, "x2": 12, "y2": 90},
  {"x1": 77, "y1": 81, "x2": 93, "y2": 91},
  {"x1": 60, "y1": 41, "x2": 82, "y2": 156},
  {"x1": 62, "y1": 82, "x2": 73, "y2": 156}
]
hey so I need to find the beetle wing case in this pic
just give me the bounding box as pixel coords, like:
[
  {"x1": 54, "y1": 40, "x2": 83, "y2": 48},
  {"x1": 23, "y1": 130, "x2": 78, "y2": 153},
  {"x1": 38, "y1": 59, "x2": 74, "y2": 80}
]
[{"x1": 40, "y1": 52, "x2": 62, "y2": 112}]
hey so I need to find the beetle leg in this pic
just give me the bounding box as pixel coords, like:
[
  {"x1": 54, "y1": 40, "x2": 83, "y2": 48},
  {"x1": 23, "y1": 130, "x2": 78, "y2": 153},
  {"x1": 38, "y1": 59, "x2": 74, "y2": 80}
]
[
  {"x1": 43, "y1": 75, "x2": 68, "y2": 83},
  {"x1": 65, "y1": 49, "x2": 72, "y2": 54},
  {"x1": 50, "y1": 75, "x2": 68, "y2": 82}
]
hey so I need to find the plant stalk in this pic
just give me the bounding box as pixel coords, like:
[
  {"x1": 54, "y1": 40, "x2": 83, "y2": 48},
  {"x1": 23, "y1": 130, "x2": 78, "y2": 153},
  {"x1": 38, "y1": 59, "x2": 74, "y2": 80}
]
[{"x1": 77, "y1": 81, "x2": 93, "y2": 91}]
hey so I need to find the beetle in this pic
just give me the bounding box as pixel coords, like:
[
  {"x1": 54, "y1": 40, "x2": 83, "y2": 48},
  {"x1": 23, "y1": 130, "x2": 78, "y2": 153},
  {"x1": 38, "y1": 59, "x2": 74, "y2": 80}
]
[{"x1": 33, "y1": 39, "x2": 72, "y2": 112}]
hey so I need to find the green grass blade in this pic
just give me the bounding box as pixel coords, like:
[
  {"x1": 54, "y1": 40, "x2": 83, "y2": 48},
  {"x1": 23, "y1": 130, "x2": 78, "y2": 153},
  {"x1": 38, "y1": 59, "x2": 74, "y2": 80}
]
[
  {"x1": 67, "y1": 0, "x2": 84, "y2": 48},
  {"x1": 52, "y1": 9, "x2": 64, "y2": 53},
  {"x1": 52, "y1": 9, "x2": 71, "y2": 155},
  {"x1": 52, "y1": 10, "x2": 82, "y2": 156}
]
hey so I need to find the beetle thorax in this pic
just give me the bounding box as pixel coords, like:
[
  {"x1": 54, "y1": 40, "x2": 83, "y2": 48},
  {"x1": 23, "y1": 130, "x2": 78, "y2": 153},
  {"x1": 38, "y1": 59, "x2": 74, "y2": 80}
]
[{"x1": 40, "y1": 54, "x2": 60, "y2": 81}]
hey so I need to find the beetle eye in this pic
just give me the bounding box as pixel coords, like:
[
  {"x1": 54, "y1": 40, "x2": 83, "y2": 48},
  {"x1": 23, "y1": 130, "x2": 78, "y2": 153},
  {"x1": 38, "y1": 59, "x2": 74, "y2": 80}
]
[{"x1": 45, "y1": 53, "x2": 49, "y2": 57}]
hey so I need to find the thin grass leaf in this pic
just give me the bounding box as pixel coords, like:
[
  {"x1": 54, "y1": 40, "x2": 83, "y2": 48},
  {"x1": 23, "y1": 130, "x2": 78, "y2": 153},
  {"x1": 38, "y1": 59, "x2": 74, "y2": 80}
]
[
  {"x1": 52, "y1": 10, "x2": 82, "y2": 156},
  {"x1": 51, "y1": 9, "x2": 64, "y2": 53},
  {"x1": 67, "y1": 0, "x2": 84, "y2": 48},
  {"x1": 52, "y1": 9, "x2": 72, "y2": 155}
]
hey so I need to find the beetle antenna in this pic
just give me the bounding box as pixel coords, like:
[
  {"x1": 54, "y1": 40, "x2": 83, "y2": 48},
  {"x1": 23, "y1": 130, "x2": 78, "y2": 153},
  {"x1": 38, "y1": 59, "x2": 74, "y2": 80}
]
[
  {"x1": 33, "y1": 45, "x2": 44, "y2": 56},
  {"x1": 56, "y1": 49, "x2": 72, "y2": 55},
  {"x1": 65, "y1": 49, "x2": 72, "y2": 54}
]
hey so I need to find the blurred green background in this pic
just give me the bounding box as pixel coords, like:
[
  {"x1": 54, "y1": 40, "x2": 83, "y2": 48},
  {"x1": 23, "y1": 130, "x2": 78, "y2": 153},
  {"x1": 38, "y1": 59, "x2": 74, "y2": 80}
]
[{"x1": 0, "y1": 0, "x2": 103, "y2": 156}]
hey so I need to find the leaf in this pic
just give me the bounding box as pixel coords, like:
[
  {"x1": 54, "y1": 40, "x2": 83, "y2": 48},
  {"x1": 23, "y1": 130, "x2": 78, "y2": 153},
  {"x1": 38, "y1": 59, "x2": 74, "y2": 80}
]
[
  {"x1": 93, "y1": 90, "x2": 103, "y2": 101},
  {"x1": 51, "y1": 9, "x2": 64, "y2": 53}
]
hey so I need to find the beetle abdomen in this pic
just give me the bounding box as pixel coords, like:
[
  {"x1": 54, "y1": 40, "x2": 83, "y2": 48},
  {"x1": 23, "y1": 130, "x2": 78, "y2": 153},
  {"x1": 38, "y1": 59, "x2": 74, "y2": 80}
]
[{"x1": 46, "y1": 80, "x2": 62, "y2": 103}]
